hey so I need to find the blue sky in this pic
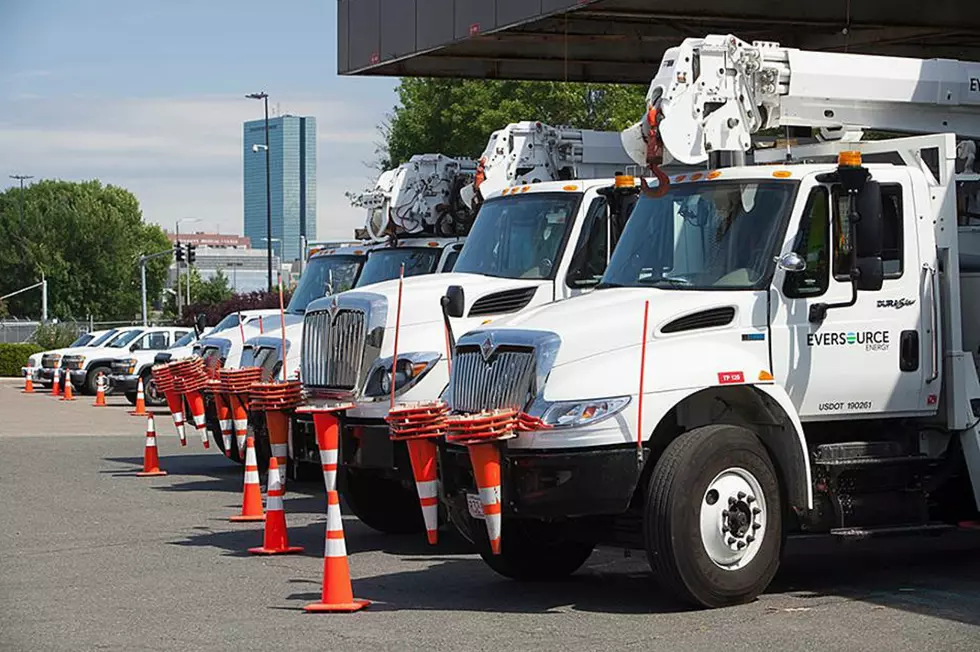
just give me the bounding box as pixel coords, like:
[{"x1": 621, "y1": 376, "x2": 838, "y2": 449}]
[{"x1": 0, "y1": 0, "x2": 398, "y2": 239}]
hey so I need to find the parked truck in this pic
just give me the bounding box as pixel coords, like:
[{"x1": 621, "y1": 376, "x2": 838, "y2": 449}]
[
  {"x1": 298, "y1": 120, "x2": 650, "y2": 531},
  {"x1": 434, "y1": 34, "x2": 980, "y2": 608}
]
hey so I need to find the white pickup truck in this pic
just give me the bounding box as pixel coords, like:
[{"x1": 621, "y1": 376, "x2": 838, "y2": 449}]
[
  {"x1": 63, "y1": 326, "x2": 190, "y2": 395},
  {"x1": 26, "y1": 328, "x2": 116, "y2": 387}
]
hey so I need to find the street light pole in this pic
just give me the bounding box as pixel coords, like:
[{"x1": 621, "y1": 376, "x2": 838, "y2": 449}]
[
  {"x1": 9, "y1": 174, "x2": 34, "y2": 232},
  {"x1": 175, "y1": 217, "x2": 200, "y2": 317},
  {"x1": 247, "y1": 91, "x2": 273, "y2": 291}
]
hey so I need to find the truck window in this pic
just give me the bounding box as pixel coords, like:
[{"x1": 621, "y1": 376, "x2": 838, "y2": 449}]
[
  {"x1": 441, "y1": 246, "x2": 462, "y2": 272},
  {"x1": 783, "y1": 186, "x2": 829, "y2": 298},
  {"x1": 833, "y1": 184, "x2": 903, "y2": 280},
  {"x1": 566, "y1": 197, "x2": 610, "y2": 289},
  {"x1": 133, "y1": 332, "x2": 168, "y2": 351}
]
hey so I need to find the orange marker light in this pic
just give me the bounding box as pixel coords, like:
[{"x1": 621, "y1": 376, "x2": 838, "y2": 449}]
[
  {"x1": 690, "y1": 172, "x2": 703, "y2": 181},
  {"x1": 772, "y1": 170, "x2": 792, "y2": 178},
  {"x1": 674, "y1": 174, "x2": 687, "y2": 182},
  {"x1": 707, "y1": 170, "x2": 722, "y2": 179},
  {"x1": 614, "y1": 174, "x2": 635, "y2": 188},
  {"x1": 427, "y1": 241, "x2": 439, "y2": 247},
  {"x1": 562, "y1": 185, "x2": 579, "y2": 191},
  {"x1": 501, "y1": 188, "x2": 510, "y2": 195},
  {"x1": 521, "y1": 186, "x2": 530, "y2": 193},
  {"x1": 838, "y1": 151, "x2": 862, "y2": 167},
  {"x1": 758, "y1": 370, "x2": 774, "y2": 381}
]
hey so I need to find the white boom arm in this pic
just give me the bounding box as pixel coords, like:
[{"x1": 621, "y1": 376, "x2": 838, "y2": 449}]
[
  {"x1": 623, "y1": 34, "x2": 980, "y2": 166},
  {"x1": 351, "y1": 121, "x2": 637, "y2": 242}
]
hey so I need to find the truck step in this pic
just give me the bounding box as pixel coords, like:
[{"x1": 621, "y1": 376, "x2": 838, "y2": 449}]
[
  {"x1": 830, "y1": 523, "x2": 954, "y2": 540},
  {"x1": 813, "y1": 441, "x2": 927, "y2": 467}
]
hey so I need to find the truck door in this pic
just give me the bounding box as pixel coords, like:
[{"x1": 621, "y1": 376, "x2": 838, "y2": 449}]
[{"x1": 770, "y1": 172, "x2": 929, "y2": 419}]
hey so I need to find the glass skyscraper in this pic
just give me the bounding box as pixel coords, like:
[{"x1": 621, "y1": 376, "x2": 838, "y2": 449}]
[{"x1": 243, "y1": 115, "x2": 317, "y2": 262}]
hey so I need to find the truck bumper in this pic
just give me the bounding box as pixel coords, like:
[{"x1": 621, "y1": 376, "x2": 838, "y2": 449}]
[
  {"x1": 292, "y1": 413, "x2": 412, "y2": 481},
  {"x1": 21, "y1": 367, "x2": 41, "y2": 380},
  {"x1": 69, "y1": 370, "x2": 87, "y2": 387},
  {"x1": 440, "y1": 442, "x2": 642, "y2": 535},
  {"x1": 38, "y1": 368, "x2": 57, "y2": 382},
  {"x1": 108, "y1": 374, "x2": 139, "y2": 394}
]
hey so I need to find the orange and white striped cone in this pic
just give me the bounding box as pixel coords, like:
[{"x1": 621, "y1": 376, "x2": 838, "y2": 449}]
[
  {"x1": 406, "y1": 439, "x2": 439, "y2": 545},
  {"x1": 93, "y1": 374, "x2": 107, "y2": 407},
  {"x1": 184, "y1": 390, "x2": 210, "y2": 449},
  {"x1": 163, "y1": 391, "x2": 187, "y2": 446},
  {"x1": 313, "y1": 412, "x2": 340, "y2": 492},
  {"x1": 266, "y1": 410, "x2": 290, "y2": 488},
  {"x1": 213, "y1": 392, "x2": 233, "y2": 457},
  {"x1": 52, "y1": 368, "x2": 61, "y2": 397},
  {"x1": 303, "y1": 490, "x2": 371, "y2": 613},
  {"x1": 468, "y1": 442, "x2": 503, "y2": 555},
  {"x1": 248, "y1": 457, "x2": 303, "y2": 555},
  {"x1": 129, "y1": 377, "x2": 147, "y2": 416},
  {"x1": 229, "y1": 394, "x2": 249, "y2": 455},
  {"x1": 136, "y1": 415, "x2": 168, "y2": 477},
  {"x1": 23, "y1": 367, "x2": 35, "y2": 394},
  {"x1": 60, "y1": 376, "x2": 76, "y2": 401},
  {"x1": 229, "y1": 436, "x2": 265, "y2": 522}
]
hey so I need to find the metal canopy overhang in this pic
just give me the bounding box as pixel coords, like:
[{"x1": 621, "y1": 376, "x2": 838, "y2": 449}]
[{"x1": 338, "y1": 0, "x2": 980, "y2": 83}]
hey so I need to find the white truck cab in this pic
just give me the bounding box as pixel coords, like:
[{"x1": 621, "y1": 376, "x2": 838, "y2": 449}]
[
  {"x1": 63, "y1": 326, "x2": 188, "y2": 395},
  {"x1": 27, "y1": 328, "x2": 117, "y2": 386}
]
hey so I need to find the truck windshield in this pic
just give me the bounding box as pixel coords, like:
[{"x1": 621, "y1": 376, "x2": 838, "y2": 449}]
[
  {"x1": 172, "y1": 331, "x2": 198, "y2": 348},
  {"x1": 108, "y1": 329, "x2": 143, "y2": 348},
  {"x1": 356, "y1": 247, "x2": 441, "y2": 287},
  {"x1": 286, "y1": 254, "x2": 365, "y2": 314},
  {"x1": 601, "y1": 181, "x2": 798, "y2": 290},
  {"x1": 89, "y1": 329, "x2": 119, "y2": 347},
  {"x1": 70, "y1": 333, "x2": 95, "y2": 347},
  {"x1": 211, "y1": 313, "x2": 241, "y2": 333},
  {"x1": 453, "y1": 192, "x2": 581, "y2": 280}
]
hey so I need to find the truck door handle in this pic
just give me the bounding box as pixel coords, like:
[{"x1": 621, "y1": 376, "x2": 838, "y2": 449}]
[
  {"x1": 923, "y1": 264, "x2": 939, "y2": 383},
  {"x1": 900, "y1": 330, "x2": 919, "y2": 372}
]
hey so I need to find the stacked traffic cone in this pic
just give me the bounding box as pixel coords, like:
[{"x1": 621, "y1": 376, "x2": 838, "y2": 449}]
[
  {"x1": 136, "y1": 414, "x2": 167, "y2": 477},
  {"x1": 249, "y1": 380, "x2": 304, "y2": 486},
  {"x1": 229, "y1": 436, "x2": 265, "y2": 522},
  {"x1": 312, "y1": 411, "x2": 342, "y2": 492},
  {"x1": 129, "y1": 377, "x2": 147, "y2": 415},
  {"x1": 218, "y1": 368, "x2": 263, "y2": 457},
  {"x1": 52, "y1": 368, "x2": 61, "y2": 397},
  {"x1": 22, "y1": 367, "x2": 34, "y2": 394},
  {"x1": 151, "y1": 363, "x2": 186, "y2": 446},
  {"x1": 386, "y1": 401, "x2": 449, "y2": 545},
  {"x1": 446, "y1": 409, "x2": 520, "y2": 555},
  {"x1": 169, "y1": 358, "x2": 210, "y2": 449},
  {"x1": 93, "y1": 373, "x2": 107, "y2": 406},
  {"x1": 60, "y1": 375, "x2": 76, "y2": 401},
  {"x1": 303, "y1": 490, "x2": 371, "y2": 613},
  {"x1": 248, "y1": 457, "x2": 303, "y2": 555},
  {"x1": 206, "y1": 382, "x2": 233, "y2": 457}
]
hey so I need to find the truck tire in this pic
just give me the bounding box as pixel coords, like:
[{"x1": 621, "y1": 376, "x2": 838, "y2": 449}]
[
  {"x1": 141, "y1": 370, "x2": 166, "y2": 407},
  {"x1": 479, "y1": 520, "x2": 595, "y2": 581},
  {"x1": 645, "y1": 423, "x2": 782, "y2": 608},
  {"x1": 341, "y1": 468, "x2": 425, "y2": 534},
  {"x1": 125, "y1": 391, "x2": 137, "y2": 405},
  {"x1": 84, "y1": 365, "x2": 111, "y2": 395}
]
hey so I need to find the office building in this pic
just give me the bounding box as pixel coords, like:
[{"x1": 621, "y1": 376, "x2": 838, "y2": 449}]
[{"x1": 243, "y1": 114, "x2": 317, "y2": 262}]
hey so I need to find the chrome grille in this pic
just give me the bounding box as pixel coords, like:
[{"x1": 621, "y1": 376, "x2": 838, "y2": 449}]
[
  {"x1": 62, "y1": 357, "x2": 84, "y2": 370},
  {"x1": 302, "y1": 309, "x2": 366, "y2": 389},
  {"x1": 41, "y1": 355, "x2": 61, "y2": 369},
  {"x1": 449, "y1": 347, "x2": 536, "y2": 413}
]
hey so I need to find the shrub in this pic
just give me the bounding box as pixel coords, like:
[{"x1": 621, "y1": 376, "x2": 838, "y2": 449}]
[
  {"x1": 31, "y1": 322, "x2": 83, "y2": 349},
  {"x1": 0, "y1": 343, "x2": 44, "y2": 377}
]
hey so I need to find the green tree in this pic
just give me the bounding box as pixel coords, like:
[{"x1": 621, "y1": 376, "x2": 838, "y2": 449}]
[
  {"x1": 0, "y1": 180, "x2": 171, "y2": 321},
  {"x1": 197, "y1": 270, "x2": 234, "y2": 305},
  {"x1": 164, "y1": 268, "x2": 235, "y2": 319},
  {"x1": 380, "y1": 78, "x2": 648, "y2": 168}
]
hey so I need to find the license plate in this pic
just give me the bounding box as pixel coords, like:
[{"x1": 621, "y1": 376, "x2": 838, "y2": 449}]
[{"x1": 466, "y1": 493, "x2": 485, "y2": 520}]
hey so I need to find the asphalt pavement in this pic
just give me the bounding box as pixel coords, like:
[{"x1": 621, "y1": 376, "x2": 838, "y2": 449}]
[{"x1": 2, "y1": 378, "x2": 980, "y2": 651}]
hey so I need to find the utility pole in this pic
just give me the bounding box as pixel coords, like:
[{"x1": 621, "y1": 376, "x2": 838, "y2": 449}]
[
  {"x1": 9, "y1": 174, "x2": 34, "y2": 232},
  {"x1": 138, "y1": 250, "x2": 175, "y2": 327},
  {"x1": 247, "y1": 91, "x2": 273, "y2": 291}
]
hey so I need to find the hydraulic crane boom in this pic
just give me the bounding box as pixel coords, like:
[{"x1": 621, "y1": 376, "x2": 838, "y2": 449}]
[{"x1": 623, "y1": 34, "x2": 980, "y2": 168}]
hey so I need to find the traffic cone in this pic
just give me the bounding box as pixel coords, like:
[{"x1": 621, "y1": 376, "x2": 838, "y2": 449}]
[
  {"x1": 93, "y1": 373, "x2": 107, "y2": 406},
  {"x1": 468, "y1": 442, "x2": 503, "y2": 555},
  {"x1": 22, "y1": 368, "x2": 35, "y2": 394},
  {"x1": 184, "y1": 390, "x2": 210, "y2": 449},
  {"x1": 129, "y1": 377, "x2": 147, "y2": 416},
  {"x1": 248, "y1": 457, "x2": 303, "y2": 555},
  {"x1": 136, "y1": 415, "x2": 167, "y2": 477},
  {"x1": 266, "y1": 409, "x2": 290, "y2": 487},
  {"x1": 303, "y1": 490, "x2": 371, "y2": 613},
  {"x1": 164, "y1": 391, "x2": 187, "y2": 446},
  {"x1": 229, "y1": 436, "x2": 265, "y2": 522},
  {"x1": 60, "y1": 376, "x2": 76, "y2": 401},
  {"x1": 213, "y1": 393, "x2": 233, "y2": 457},
  {"x1": 313, "y1": 412, "x2": 340, "y2": 492},
  {"x1": 52, "y1": 368, "x2": 61, "y2": 397},
  {"x1": 229, "y1": 394, "x2": 249, "y2": 455},
  {"x1": 406, "y1": 439, "x2": 440, "y2": 545}
]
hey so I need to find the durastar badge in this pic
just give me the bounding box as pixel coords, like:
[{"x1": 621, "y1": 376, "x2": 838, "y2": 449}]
[{"x1": 480, "y1": 333, "x2": 496, "y2": 362}]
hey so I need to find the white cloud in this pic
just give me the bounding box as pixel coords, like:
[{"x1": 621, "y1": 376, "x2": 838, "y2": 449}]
[{"x1": 0, "y1": 93, "x2": 392, "y2": 241}]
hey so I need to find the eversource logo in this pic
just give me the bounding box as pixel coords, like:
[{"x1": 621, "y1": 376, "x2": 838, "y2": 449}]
[{"x1": 807, "y1": 331, "x2": 890, "y2": 351}]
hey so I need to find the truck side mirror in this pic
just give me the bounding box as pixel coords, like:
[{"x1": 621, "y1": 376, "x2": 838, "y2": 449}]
[
  {"x1": 854, "y1": 179, "x2": 884, "y2": 291},
  {"x1": 443, "y1": 285, "x2": 465, "y2": 319},
  {"x1": 194, "y1": 313, "x2": 207, "y2": 336}
]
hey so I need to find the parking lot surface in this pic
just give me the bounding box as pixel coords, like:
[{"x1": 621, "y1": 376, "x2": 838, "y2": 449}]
[{"x1": 2, "y1": 378, "x2": 980, "y2": 651}]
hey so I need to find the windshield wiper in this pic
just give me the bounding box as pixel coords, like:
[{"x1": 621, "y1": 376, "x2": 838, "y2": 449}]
[{"x1": 637, "y1": 276, "x2": 691, "y2": 287}]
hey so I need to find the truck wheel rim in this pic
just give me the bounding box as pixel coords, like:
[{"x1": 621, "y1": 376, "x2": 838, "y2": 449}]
[{"x1": 699, "y1": 467, "x2": 766, "y2": 570}]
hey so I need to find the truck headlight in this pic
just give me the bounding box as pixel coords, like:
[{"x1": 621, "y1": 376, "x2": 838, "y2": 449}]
[
  {"x1": 124, "y1": 358, "x2": 137, "y2": 374},
  {"x1": 541, "y1": 396, "x2": 631, "y2": 429},
  {"x1": 363, "y1": 352, "x2": 441, "y2": 398}
]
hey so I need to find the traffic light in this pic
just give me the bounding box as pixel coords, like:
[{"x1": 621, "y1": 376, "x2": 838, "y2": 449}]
[
  {"x1": 174, "y1": 242, "x2": 185, "y2": 263},
  {"x1": 187, "y1": 243, "x2": 197, "y2": 265}
]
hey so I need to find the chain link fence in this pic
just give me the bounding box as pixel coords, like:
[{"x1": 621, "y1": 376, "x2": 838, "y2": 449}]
[{"x1": 0, "y1": 318, "x2": 178, "y2": 344}]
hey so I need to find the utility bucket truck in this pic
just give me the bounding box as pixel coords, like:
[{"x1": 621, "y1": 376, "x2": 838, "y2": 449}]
[
  {"x1": 435, "y1": 35, "x2": 980, "y2": 608},
  {"x1": 298, "y1": 120, "x2": 658, "y2": 533}
]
